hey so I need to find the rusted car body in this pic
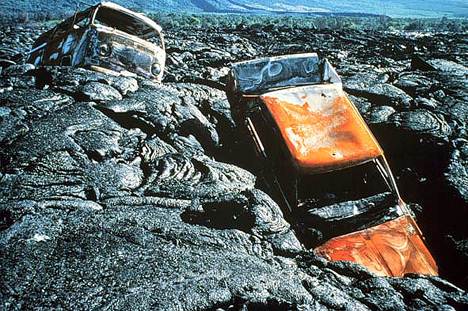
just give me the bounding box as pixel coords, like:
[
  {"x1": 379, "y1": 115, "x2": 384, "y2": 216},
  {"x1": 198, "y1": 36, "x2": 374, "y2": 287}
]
[
  {"x1": 227, "y1": 53, "x2": 438, "y2": 277},
  {"x1": 27, "y1": 2, "x2": 165, "y2": 81}
]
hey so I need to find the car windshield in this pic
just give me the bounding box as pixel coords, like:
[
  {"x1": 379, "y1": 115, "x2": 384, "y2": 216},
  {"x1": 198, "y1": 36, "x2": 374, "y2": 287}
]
[
  {"x1": 94, "y1": 6, "x2": 160, "y2": 41},
  {"x1": 298, "y1": 160, "x2": 392, "y2": 209}
]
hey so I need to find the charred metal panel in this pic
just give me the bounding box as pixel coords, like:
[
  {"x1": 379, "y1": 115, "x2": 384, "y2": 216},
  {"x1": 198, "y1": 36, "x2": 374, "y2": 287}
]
[
  {"x1": 315, "y1": 215, "x2": 439, "y2": 277},
  {"x1": 230, "y1": 53, "x2": 342, "y2": 94},
  {"x1": 83, "y1": 26, "x2": 165, "y2": 80}
]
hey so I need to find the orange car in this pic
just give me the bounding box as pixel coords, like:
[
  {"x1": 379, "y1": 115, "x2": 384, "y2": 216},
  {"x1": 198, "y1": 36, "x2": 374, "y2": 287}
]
[{"x1": 227, "y1": 53, "x2": 438, "y2": 277}]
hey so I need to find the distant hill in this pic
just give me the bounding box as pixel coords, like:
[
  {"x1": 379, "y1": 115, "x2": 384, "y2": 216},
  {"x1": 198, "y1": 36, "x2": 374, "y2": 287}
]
[{"x1": 3, "y1": 0, "x2": 468, "y2": 18}]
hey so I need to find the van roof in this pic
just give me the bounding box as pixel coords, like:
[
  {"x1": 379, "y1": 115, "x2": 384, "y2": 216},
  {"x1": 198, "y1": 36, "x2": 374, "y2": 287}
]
[
  {"x1": 31, "y1": 1, "x2": 161, "y2": 47},
  {"x1": 261, "y1": 84, "x2": 383, "y2": 173}
]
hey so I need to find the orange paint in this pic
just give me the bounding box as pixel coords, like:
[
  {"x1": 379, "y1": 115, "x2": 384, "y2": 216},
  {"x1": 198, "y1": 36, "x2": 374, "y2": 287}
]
[
  {"x1": 315, "y1": 215, "x2": 438, "y2": 277},
  {"x1": 261, "y1": 85, "x2": 383, "y2": 173}
]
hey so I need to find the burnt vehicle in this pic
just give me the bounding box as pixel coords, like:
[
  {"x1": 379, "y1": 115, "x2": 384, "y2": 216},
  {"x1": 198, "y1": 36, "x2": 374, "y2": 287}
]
[
  {"x1": 227, "y1": 53, "x2": 438, "y2": 277},
  {"x1": 27, "y1": 2, "x2": 165, "y2": 81}
]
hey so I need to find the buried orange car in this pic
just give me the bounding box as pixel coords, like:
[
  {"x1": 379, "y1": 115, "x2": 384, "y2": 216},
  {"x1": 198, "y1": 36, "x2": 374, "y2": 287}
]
[{"x1": 227, "y1": 53, "x2": 438, "y2": 277}]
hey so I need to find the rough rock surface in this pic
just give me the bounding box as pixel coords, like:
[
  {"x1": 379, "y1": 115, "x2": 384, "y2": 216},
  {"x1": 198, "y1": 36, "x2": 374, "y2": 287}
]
[{"x1": 1, "y1": 23, "x2": 467, "y2": 310}]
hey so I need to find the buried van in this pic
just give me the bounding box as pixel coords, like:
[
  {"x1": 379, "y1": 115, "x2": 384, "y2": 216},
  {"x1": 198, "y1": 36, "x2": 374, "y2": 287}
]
[{"x1": 27, "y1": 2, "x2": 166, "y2": 81}]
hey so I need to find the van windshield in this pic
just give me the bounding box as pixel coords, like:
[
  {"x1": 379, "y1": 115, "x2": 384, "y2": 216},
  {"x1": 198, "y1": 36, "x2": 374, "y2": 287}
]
[
  {"x1": 94, "y1": 6, "x2": 161, "y2": 42},
  {"x1": 298, "y1": 160, "x2": 392, "y2": 209}
]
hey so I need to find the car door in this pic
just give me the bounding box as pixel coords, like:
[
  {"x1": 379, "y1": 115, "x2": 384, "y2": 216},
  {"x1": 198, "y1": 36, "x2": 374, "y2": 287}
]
[
  {"x1": 60, "y1": 14, "x2": 92, "y2": 66},
  {"x1": 42, "y1": 13, "x2": 90, "y2": 66},
  {"x1": 42, "y1": 20, "x2": 72, "y2": 65}
]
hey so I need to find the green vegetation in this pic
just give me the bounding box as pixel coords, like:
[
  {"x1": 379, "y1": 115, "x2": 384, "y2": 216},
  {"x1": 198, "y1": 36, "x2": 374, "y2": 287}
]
[
  {"x1": 149, "y1": 13, "x2": 468, "y2": 33},
  {"x1": 1, "y1": 10, "x2": 467, "y2": 33},
  {"x1": 4, "y1": 0, "x2": 468, "y2": 18}
]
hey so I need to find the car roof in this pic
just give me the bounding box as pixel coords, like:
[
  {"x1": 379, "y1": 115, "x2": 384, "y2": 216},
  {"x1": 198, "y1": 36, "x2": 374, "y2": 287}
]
[
  {"x1": 260, "y1": 83, "x2": 383, "y2": 174},
  {"x1": 31, "y1": 1, "x2": 161, "y2": 47}
]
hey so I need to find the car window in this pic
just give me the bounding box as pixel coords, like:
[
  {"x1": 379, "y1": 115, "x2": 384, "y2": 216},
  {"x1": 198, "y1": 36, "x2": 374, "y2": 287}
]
[
  {"x1": 246, "y1": 104, "x2": 297, "y2": 206},
  {"x1": 51, "y1": 20, "x2": 72, "y2": 40},
  {"x1": 298, "y1": 160, "x2": 392, "y2": 209},
  {"x1": 93, "y1": 6, "x2": 161, "y2": 43},
  {"x1": 50, "y1": 10, "x2": 90, "y2": 39},
  {"x1": 74, "y1": 16, "x2": 90, "y2": 28}
]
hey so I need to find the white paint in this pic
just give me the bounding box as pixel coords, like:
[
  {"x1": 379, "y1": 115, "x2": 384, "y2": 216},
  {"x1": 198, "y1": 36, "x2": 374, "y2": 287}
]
[
  {"x1": 331, "y1": 150, "x2": 344, "y2": 159},
  {"x1": 31, "y1": 234, "x2": 50, "y2": 242},
  {"x1": 33, "y1": 56, "x2": 42, "y2": 66},
  {"x1": 62, "y1": 34, "x2": 76, "y2": 54},
  {"x1": 49, "y1": 52, "x2": 59, "y2": 61}
]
